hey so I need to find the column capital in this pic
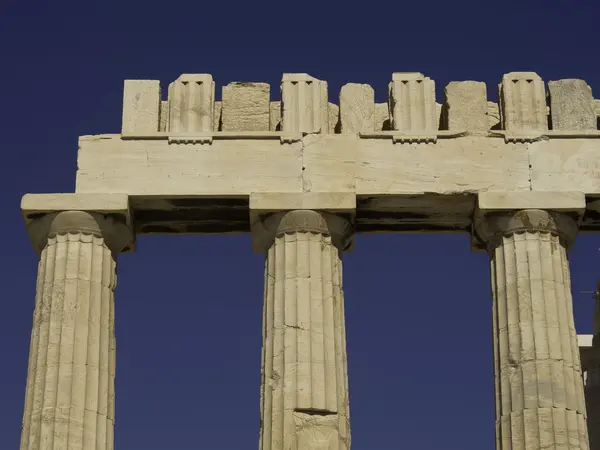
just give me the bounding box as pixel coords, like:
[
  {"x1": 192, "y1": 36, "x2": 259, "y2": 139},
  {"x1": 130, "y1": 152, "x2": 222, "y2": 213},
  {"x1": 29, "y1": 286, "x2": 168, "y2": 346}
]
[
  {"x1": 472, "y1": 191, "x2": 585, "y2": 251},
  {"x1": 249, "y1": 193, "x2": 356, "y2": 253},
  {"x1": 21, "y1": 193, "x2": 135, "y2": 253}
]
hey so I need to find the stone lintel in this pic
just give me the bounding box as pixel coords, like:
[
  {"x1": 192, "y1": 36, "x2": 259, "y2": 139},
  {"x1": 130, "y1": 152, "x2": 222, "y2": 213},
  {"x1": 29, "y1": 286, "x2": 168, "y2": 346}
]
[
  {"x1": 477, "y1": 191, "x2": 586, "y2": 213},
  {"x1": 249, "y1": 192, "x2": 356, "y2": 253},
  {"x1": 21, "y1": 193, "x2": 134, "y2": 254},
  {"x1": 471, "y1": 191, "x2": 586, "y2": 252}
]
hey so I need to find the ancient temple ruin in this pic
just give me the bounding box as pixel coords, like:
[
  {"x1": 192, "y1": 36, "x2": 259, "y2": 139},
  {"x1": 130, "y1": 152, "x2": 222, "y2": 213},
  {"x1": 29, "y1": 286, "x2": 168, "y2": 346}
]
[{"x1": 19, "y1": 71, "x2": 600, "y2": 449}]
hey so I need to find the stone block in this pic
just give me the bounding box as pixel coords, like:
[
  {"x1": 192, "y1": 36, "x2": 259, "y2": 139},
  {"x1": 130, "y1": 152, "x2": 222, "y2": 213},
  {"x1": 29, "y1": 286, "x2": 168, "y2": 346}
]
[
  {"x1": 281, "y1": 73, "x2": 329, "y2": 134},
  {"x1": 329, "y1": 103, "x2": 339, "y2": 133},
  {"x1": 269, "y1": 101, "x2": 281, "y2": 131},
  {"x1": 340, "y1": 83, "x2": 375, "y2": 133},
  {"x1": 374, "y1": 103, "x2": 390, "y2": 130},
  {"x1": 221, "y1": 82, "x2": 270, "y2": 131},
  {"x1": 168, "y1": 74, "x2": 215, "y2": 133},
  {"x1": 477, "y1": 191, "x2": 585, "y2": 212},
  {"x1": 444, "y1": 81, "x2": 488, "y2": 133},
  {"x1": 488, "y1": 101, "x2": 500, "y2": 129},
  {"x1": 213, "y1": 101, "x2": 222, "y2": 131},
  {"x1": 389, "y1": 72, "x2": 437, "y2": 134},
  {"x1": 122, "y1": 80, "x2": 161, "y2": 134},
  {"x1": 499, "y1": 72, "x2": 547, "y2": 132},
  {"x1": 159, "y1": 100, "x2": 169, "y2": 132},
  {"x1": 548, "y1": 79, "x2": 596, "y2": 130}
]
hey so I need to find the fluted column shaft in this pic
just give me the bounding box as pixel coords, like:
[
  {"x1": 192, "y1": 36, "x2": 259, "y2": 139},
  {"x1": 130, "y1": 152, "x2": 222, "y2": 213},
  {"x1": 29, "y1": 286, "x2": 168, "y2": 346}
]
[
  {"x1": 20, "y1": 211, "x2": 129, "y2": 450},
  {"x1": 477, "y1": 209, "x2": 589, "y2": 450},
  {"x1": 257, "y1": 210, "x2": 353, "y2": 450}
]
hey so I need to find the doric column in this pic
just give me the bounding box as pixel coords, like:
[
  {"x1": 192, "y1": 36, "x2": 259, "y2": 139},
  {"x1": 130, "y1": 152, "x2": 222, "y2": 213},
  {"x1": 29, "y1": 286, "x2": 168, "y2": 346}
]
[
  {"x1": 474, "y1": 198, "x2": 589, "y2": 450},
  {"x1": 584, "y1": 289, "x2": 600, "y2": 450},
  {"x1": 253, "y1": 206, "x2": 354, "y2": 450},
  {"x1": 20, "y1": 195, "x2": 133, "y2": 450}
]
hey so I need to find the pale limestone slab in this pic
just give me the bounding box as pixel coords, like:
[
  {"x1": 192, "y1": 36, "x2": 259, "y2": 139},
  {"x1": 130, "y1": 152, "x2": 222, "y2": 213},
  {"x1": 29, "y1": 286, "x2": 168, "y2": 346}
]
[
  {"x1": 168, "y1": 74, "x2": 215, "y2": 132},
  {"x1": 76, "y1": 135, "x2": 303, "y2": 195},
  {"x1": 21, "y1": 193, "x2": 130, "y2": 214},
  {"x1": 281, "y1": 73, "x2": 329, "y2": 134},
  {"x1": 221, "y1": 82, "x2": 270, "y2": 131},
  {"x1": 122, "y1": 80, "x2": 160, "y2": 134},
  {"x1": 478, "y1": 191, "x2": 586, "y2": 212},
  {"x1": 595, "y1": 99, "x2": 600, "y2": 117},
  {"x1": 340, "y1": 83, "x2": 375, "y2": 133},
  {"x1": 500, "y1": 72, "x2": 547, "y2": 132},
  {"x1": 301, "y1": 134, "x2": 530, "y2": 195},
  {"x1": 374, "y1": 103, "x2": 389, "y2": 130},
  {"x1": 444, "y1": 81, "x2": 488, "y2": 134},
  {"x1": 529, "y1": 139, "x2": 600, "y2": 193},
  {"x1": 250, "y1": 192, "x2": 356, "y2": 212},
  {"x1": 548, "y1": 79, "x2": 596, "y2": 130},
  {"x1": 270, "y1": 101, "x2": 281, "y2": 131}
]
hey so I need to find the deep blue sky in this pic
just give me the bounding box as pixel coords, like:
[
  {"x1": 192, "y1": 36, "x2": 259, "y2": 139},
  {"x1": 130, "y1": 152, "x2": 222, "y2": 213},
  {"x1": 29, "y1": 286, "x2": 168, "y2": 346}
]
[{"x1": 2, "y1": 1, "x2": 600, "y2": 449}]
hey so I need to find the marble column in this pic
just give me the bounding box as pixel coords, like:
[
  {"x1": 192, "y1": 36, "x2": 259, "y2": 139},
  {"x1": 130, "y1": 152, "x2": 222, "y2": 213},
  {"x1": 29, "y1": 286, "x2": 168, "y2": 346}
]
[
  {"x1": 256, "y1": 210, "x2": 353, "y2": 450},
  {"x1": 475, "y1": 209, "x2": 589, "y2": 450},
  {"x1": 20, "y1": 211, "x2": 131, "y2": 450}
]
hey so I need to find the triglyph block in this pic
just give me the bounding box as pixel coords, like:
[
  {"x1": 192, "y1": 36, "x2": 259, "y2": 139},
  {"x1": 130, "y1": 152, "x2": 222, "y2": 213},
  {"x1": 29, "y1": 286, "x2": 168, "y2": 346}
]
[
  {"x1": 281, "y1": 73, "x2": 329, "y2": 134},
  {"x1": 122, "y1": 80, "x2": 161, "y2": 134},
  {"x1": 389, "y1": 72, "x2": 437, "y2": 134},
  {"x1": 444, "y1": 81, "x2": 488, "y2": 133},
  {"x1": 548, "y1": 79, "x2": 596, "y2": 130},
  {"x1": 221, "y1": 82, "x2": 270, "y2": 131},
  {"x1": 499, "y1": 72, "x2": 547, "y2": 132},
  {"x1": 168, "y1": 74, "x2": 215, "y2": 133},
  {"x1": 340, "y1": 83, "x2": 375, "y2": 134}
]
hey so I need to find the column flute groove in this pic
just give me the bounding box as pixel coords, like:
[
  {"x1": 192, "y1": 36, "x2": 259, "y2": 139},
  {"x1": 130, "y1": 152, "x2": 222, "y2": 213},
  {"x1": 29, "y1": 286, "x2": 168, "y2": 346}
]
[
  {"x1": 257, "y1": 209, "x2": 353, "y2": 450},
  {"x1": 476, "y1": 208, "x2": 589, "y2": 450}
]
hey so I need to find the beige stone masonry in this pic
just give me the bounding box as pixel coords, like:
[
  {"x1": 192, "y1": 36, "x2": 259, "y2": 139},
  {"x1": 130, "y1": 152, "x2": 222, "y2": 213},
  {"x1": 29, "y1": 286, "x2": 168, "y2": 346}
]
[
  {"x1": 270, "y1": 101, "x2": 281, "y2": 131},
  {"x1": 214, "y1": 101, "x2": 222, "y2": 131},
  {"x1": 339, "y1": 84, "x2": 375, "y2": 134},
  {"x1": 488, "y1": 101, "x2": 501, "y2": 129},
  {"x1": 159, "y1": 100, "x2": 169, "y2": 132},
  {"x1": 253, "y1": 209, "x2": 353, "y2": 450},
  {"x1": 374, "y1": 103, "x2": 389, "y2": 130},
  {"x1": 443, "y1": 81, "x2": 488, "y2": 134},
  {"x1": 388, "y1": 72, "x2": 437, "y2": 142},
  {"x1": 168, "y1": 74, "x2": 215, "y2": 133},
  {"x1": 222, "y1": 82, "x2": 270, "y2": 131},
  {"x1": 499, "y1": 72, "x2": 548, "y2": 136},
  {"x1": 19, "y1": 206, "x2": 133, "y2": 450},
  {"x1": 281, "y1": 74, "x2": 329, "y2": 135},
  {"x1": 548, "y1": 79, "x2": 596, "y2": 131},
  {"x1": 122, "y1": 80, "x2": 161, "y2": 134},
  {"x1": 329, "y1": 103, "x2": 340, "y2": 133},
  {"x1": 580, "y1": 333, "x2": 600, "y2": 450},
  {"x1": 475, "y1": 192, "x2": 588, "y2": 450}
]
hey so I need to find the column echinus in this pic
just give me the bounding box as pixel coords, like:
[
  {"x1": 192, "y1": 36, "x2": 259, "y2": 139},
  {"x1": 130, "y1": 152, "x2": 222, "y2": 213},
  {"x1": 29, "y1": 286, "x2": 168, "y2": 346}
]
[
  {"x1": 473, "y1": 191, "x2": 590, "y2": 450},
  {"x1": 250, "y1": 193, "x2": 356, "y2": 450},
  {"x1": 19, "y1": 194, "x2": 134, "y2": 450}
]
